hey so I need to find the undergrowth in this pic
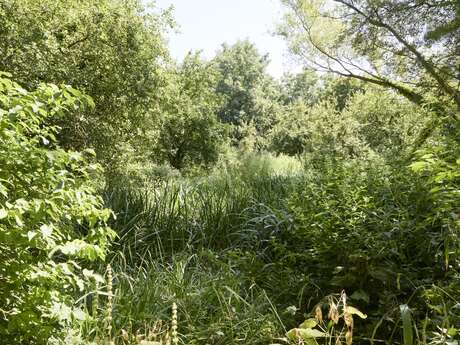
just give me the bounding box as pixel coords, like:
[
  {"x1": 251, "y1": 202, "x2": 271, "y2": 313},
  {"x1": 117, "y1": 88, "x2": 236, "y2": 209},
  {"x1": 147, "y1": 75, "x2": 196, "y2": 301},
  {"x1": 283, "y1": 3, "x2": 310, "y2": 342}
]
[{"x1": 97, "y1": 152, "x2": 459, "y2": 345}]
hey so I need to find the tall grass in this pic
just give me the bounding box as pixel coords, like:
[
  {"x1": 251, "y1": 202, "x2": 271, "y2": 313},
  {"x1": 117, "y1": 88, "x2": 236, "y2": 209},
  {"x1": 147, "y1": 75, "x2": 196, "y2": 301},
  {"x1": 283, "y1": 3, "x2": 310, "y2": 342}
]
[
  {"x1": 98, "y1": 152, "x2": 460, "y2": 345},
  {"x1": 104, "y1": 154, "x2": 301, "y2": 265},
  {"x1": 98, "y1": 154, "x2": 302, "y2": 344},
  {"x1": 108, "y1": 251, "x2": 282, "y2": 345}
]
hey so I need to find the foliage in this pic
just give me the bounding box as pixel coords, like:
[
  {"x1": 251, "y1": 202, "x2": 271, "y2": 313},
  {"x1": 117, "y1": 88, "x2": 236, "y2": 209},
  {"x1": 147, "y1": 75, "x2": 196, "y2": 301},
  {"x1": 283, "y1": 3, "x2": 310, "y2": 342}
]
[
  {"x1": 344, "y1": 87, "x2": 429, "y2": 159},
  {"x1": 99, "y1": 155, "x2": 305, "y2": 343},
  {"x1": 104, "y1": 153, "x2": 298, "y2": 263},
  {"x1": 281, "y1": 71, "x2": 364, "y2": 111},
  {"x1": 271, "y1": 152, "x2": 459, "y2": 342},
  {"x1": 279, "y1": 0, "x2": 460, "y2": 118},
  {"x1": 108, "y1": 252, "x2": 281, "y2": 345},
  {"x1": 271, "y1": 85, "x2": 429, "y2": 159},
  {"x1": 280, "y1": 69, "x2": 321, "y2": 106},
  {"x1": 269, "y1": 100, "x2": 366, "y2": 158},
  {"x1": 286, "y1": 291, "x2": 367, "y2": 345},
  {"x1": 408, "y1": 128, "x2": 460, "y2": 343},
  {"x1": 0, "y1": 0, "x2": 172, "y2": 168},
  {"x1": 150, "y1": 53, "x2": 228, "y2": 170},
  {"x1": 269, "y1": 101, "x2": 313, "y2": 156},
  {"x1": 212, "y1": 40, "x2": 282, "y2": 146},
  {"x1": 2, "y1": 1, "x2": 460, "y2": 344},
  {"x1": 0, "y1": 73, "x2": 115, "y2": 343}
]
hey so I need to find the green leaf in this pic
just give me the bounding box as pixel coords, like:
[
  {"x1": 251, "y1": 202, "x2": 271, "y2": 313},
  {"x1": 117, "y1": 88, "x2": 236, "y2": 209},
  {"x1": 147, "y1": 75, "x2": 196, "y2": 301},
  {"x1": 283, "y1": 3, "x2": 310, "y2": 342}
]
[
  {"x1": 300, "y1": 318, "x2": 317, "y2": 329},
  {"x1": 0, "y1": 208, "x2": 7, "y2": 219},
  {"x1": 400, "y1": 304, "x2": 413, "y2": 345},
  {"x1": 300, "y1": 328, "x2": 325, "y2": 339},
  {"x1": 83, "y1": 269, "x2": 105, "y2": 284},
  {"x1": 409, "y1": 161, "x2": 427, "y2": 172},
  {"x1": 287, "y1": 328, "x2": 326, "y2": 340},
  {"x1": 53, "y1": 240, "x2": 104, "y2": 260},
  {"x1": 447, "y1": 327, "x2": 457, "y2": 337},
  {"x1": 14, "y1": 214, "x2": 23, "y2": 227},
  {"x1": 40, "y1": 224, "x2": 53, "y2": 238},
  {"x1": 27, "y1": 231, "x2": 37, "y2": 241}
]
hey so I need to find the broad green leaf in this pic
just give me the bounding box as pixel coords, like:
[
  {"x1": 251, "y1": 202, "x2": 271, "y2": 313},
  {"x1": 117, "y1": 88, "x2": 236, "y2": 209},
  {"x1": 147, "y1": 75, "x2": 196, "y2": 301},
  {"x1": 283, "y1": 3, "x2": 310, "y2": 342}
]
[
  {"x1": 0, "y1": 71, "x2": 115, "y2": 343},
  {"x1": 287, "y1": 328, "x2": 326, "y2": 340},
  {"x1": 300, "y1": 318, "x2": 317, "y2": 329}
]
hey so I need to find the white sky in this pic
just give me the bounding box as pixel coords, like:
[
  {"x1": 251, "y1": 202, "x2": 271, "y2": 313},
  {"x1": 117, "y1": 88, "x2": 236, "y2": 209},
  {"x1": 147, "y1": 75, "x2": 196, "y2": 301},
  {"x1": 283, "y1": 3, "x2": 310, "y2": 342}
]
[{"x1": 155, "y1": 0, "x2": 299, "y2": 78}]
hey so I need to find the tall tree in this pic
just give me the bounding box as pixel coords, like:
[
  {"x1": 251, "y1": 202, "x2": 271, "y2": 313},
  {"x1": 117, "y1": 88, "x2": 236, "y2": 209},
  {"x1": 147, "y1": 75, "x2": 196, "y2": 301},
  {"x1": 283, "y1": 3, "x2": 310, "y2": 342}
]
[
  {"x1": 0, "y1": 0, "x2": 172, "y2": 168},
  {"x1": 281, "y1": 70, "x2": 364, "y2": 110},
  {"x1": 279, "y1": 0, "x2": 460, "y2": 121},
  {"x1": 212, "y1": 40, "x2": 281, "y2": 146},
  {"x1": 151, "y1": 53, "x2": 227, "y2": 170}
]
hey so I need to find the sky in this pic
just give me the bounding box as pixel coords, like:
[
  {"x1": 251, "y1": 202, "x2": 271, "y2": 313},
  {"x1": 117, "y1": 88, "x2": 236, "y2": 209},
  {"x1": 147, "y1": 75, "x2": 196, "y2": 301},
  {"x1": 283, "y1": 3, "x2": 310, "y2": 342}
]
[{"x1": 155, "y1": 0, "x2": 298, "y2": 78}]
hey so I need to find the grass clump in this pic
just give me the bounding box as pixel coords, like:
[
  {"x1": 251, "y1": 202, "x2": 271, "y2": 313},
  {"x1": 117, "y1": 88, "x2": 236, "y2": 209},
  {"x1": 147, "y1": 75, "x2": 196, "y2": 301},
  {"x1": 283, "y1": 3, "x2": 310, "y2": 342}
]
[{"x1": 105, "y1": 251, "x2": 282, "y2": 345}]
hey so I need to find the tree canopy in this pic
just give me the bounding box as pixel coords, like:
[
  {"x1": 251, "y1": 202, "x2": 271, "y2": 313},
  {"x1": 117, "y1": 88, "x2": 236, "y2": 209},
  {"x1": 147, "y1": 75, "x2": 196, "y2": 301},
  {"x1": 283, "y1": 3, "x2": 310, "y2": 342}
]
[
  {"x1": 0, "y1": 0, "x2": 172, "y2": 167},
  {"x1": 279, "y1": 0, "x2": 460, "y2": 118}
]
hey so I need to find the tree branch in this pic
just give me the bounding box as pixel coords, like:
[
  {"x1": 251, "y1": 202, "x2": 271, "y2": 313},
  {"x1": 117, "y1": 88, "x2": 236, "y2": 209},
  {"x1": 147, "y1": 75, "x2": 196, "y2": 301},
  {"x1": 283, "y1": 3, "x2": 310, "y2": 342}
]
[{"x1": 333, "y1": 0, "x2": 460, "y2": 109}]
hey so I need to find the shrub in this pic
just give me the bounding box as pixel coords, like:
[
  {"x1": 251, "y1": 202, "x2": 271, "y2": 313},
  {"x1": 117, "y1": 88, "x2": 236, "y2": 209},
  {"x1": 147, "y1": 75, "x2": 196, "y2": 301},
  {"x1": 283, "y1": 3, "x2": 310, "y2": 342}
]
[{"x1": 0, "y1": 72, "x2": 115, "y2": 343}]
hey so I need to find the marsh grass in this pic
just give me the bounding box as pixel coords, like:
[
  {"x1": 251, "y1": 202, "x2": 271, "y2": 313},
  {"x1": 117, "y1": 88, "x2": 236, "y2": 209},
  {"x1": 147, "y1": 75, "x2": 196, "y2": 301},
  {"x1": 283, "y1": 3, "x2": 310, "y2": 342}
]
[
  {"x1": 96, "y1": 154, "x2": 303, "y2": 344},
  {"x1": 105, "y1": 154, "x2": 301, "y2": 265},
  {"x1": 100, "y1": 252, "x2": 282, "y2": 344}
]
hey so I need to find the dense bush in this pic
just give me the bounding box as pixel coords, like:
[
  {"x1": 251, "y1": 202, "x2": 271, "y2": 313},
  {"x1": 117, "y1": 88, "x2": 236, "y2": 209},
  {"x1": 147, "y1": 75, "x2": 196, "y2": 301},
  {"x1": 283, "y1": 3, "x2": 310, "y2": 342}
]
[
  {"x1": 267, "y1": 152, "x2": 459, "y2": 341},
  {"x1": 269, "y1": 100, "x2": 366, "y2": 158},
  {"x1": 0, "y1": 73, "x2": 115, "y2": 343},
  {"x1": 103, "y1": 137, "x2": 459, "y2": 343}
]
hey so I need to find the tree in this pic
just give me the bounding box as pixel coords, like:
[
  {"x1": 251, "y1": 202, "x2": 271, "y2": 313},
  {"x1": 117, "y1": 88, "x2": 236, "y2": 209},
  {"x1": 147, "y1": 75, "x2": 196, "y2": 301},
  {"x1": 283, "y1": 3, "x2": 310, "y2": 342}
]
[
  {"x1": 0, "y1": 72, "x2": 115, "y2": 343},
  {"x1": 344, "y1": 87, "x2": 428, "y2": 158},
  {"x1": 279, "y1": 0, "x2": 460, "y2": 122},
  {"x1": 269, "y1": 101, "x2": 313, "y2": 155},
  {"x1": 280, "y1": 69, "x2": 320, "y2": 105},
  {"x1": 212, "y1": 40, "x2": 282, "y2": 146},
  {"x1": 269, "y1": 100, "x2": 366, "y2": 158},
  {"x1": 0, "y1": 0, "x2": 172, "y2": 168},
  {"x1": 281, "y1": 70, "x2": 364, "y2": 110},
  {"x1": 151, "y1": 53, "x2": 227, "y2": 170}
]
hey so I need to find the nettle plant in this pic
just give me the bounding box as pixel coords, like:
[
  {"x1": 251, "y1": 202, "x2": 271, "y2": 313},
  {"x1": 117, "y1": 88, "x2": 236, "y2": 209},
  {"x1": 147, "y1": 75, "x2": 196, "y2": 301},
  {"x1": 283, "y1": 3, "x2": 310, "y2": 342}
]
[
  {"x1": 0, "y1": 72, "x2": 116, "y2": 343},
  {"x1": 286, "y1": 292, "x2": 367, "y2": 345}
]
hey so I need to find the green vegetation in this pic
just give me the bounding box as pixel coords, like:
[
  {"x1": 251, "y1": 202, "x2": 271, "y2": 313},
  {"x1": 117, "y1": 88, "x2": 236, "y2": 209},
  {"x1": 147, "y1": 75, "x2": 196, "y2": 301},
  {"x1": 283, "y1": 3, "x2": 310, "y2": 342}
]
[
  {"x1": 0, "y1": 73, "x2": 115, "y2": 343},
  {"x1": 0, "y1": 1, "x2": 458, "y2": 345}
]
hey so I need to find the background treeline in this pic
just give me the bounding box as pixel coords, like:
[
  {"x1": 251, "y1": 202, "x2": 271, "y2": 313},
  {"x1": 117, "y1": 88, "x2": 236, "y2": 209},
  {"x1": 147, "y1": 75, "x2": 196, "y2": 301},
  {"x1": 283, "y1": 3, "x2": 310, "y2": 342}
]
[{"x1": 0, "y1": 0, "x2": 459, "y2": 344}]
